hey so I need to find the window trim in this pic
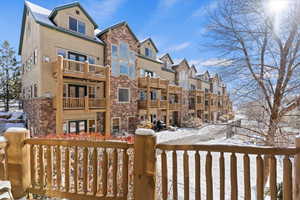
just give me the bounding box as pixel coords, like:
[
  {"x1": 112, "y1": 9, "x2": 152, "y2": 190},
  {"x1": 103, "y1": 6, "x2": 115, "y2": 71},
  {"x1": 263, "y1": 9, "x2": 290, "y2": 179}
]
[{"x1": 117, "y1": 87, "x2": 130, "y2": 103}]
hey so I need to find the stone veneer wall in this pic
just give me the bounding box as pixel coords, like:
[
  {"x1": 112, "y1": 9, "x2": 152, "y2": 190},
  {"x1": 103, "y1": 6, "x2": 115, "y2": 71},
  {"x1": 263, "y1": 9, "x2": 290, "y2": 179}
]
[
  {"x1": 180, "y1": 90, "x2": 190, "y2": 126},
  {"x1": 99, "y1": 24, "x2": 139, "y2": 135},
  {"x1": 23, "y1": 97, "x2": 56, "y2": 136}
]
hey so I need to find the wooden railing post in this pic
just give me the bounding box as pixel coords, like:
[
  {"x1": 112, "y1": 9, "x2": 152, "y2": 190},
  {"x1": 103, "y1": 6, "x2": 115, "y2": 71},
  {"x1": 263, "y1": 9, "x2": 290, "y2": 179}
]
[
  {"x1": 56, "y1": 55, "x2": 64, "y2": 135},
  {"x1": 4, "y1": 128, "x2": 30, "y2": 198},
  {"x1": 134, "y1": 128, "x2": 156, "y2": 200},
  {"x1": 294, "y1": 135, "x2": 300, "y2": 200},
  {"x1": 105, "y1": 66, "x2": 111, "y2": 136}
]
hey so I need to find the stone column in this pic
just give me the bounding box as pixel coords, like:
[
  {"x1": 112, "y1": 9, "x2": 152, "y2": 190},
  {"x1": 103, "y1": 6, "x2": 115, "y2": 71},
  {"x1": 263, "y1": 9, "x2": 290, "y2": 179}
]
[
  {"x1": 134, "y1": 128, "x2": 156, "y2": 200},
  {"x1": 4, "y1": 128, "x2": 30, "y2": 198}
]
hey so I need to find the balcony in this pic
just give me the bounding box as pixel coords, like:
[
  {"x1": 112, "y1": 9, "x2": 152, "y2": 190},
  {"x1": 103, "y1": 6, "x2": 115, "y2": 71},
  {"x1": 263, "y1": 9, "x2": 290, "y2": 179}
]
[
  {"x1": 54, "y1": 57, "x2": 108, "y2": 81},
  {"x1": 138, "y1": 77, "x2": 169, "y2": 89},
  {"x1": 62, "y1": 97, "x2": 106, "y2": 110},
  {"x1": 189, "y1": 90, "x2": 204, "y2": 97},
  {"x1": 196, "y1": 103, "x2": 204, "y2": 110},
  {"x1": 138, "y1": 100, "x2": 160, "y2": 109},
  {"x1": 169, "y1": 103, "x2": 180, "y2": 110},
  {"x1": 160, "y1": 100, "x2": 168, "y2": 109}
]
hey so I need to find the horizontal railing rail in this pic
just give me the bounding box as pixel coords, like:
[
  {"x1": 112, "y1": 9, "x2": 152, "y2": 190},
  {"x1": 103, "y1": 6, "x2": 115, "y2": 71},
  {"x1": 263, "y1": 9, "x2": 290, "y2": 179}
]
[{"x1": 25, "y1": 138, "x2": 134, "y2": 200}]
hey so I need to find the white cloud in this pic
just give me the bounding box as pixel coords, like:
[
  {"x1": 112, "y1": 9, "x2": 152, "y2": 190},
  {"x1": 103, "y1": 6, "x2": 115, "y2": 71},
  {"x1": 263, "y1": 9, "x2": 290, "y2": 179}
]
[
  {"x1": 200, "y1": 58, "x2": 232, "y2": 67},
  {"x1": 192, "y1": 1, "x2": 218, "y2": 17},
  {"x1": 159, "y1": 0, "x2": 181, "y2": 8},
  {"x1": 86, "y1": 0, "x2": 125, "y2": 22},
  {"x1": 168, "y1": 42, "x2": 191, "y2": 52}
]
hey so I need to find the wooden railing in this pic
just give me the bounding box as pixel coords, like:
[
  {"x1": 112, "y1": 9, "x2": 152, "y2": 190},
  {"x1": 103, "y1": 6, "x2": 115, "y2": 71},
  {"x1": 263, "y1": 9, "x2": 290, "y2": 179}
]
[
  {"x1": 63, "y1": 59, "x2": 84, "y2": 73},
  {"x1": 63, "y1": 97, "x2": 85, "y2": 109},
  {"x1": 169, "y1": 103, "x2": 180, "y2": 110},
  {"x1": 88, "y1": 64, "x2": 106, "y2": 77},
  {"x1": 156, "y1": 143, "x2": 300, "y2": 200},
  {"x1": 2, "y1": 128, "x2": 300, "y2": 200},
  {"x1": 25, "y1": 138, "x2": 134, "y2": 200},
  {"x1": 89, "y1": 98, "x2": 106, "y2": 108},
  {"x1": 59, "y1": 58, "x2": 107, "y2": 80},
  {"x1": 150, "y1": 100, "x2": 159, "y2": 108},
  {"x1": 160, "y1": 100, "x2": 168, "y2": 109}
]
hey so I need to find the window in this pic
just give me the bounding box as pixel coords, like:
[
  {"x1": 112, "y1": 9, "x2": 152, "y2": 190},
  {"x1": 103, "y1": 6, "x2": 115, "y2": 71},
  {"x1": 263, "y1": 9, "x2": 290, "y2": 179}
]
[
  {"x1": 128, "y1": 117, "x2": 136, "y2": 133},
  {"x1": 88, "y1": 56, "x2": 95, "y2": 64},
  {"x1": 69, "y1": 17, "x2": 85, "y2": 34},
  {"x1": 112, "y1": 45, "x2": 118, "y2": 57},
  {"x1": 145, "y1": 70, "x2": 154, "y2": 77},
  {"x1": 78, "y1": 21, "x2": 86, "y2": 34},
  {"x1": 191, "y1": 84, "x2": 196, "y2": 90},
  {"x1": 150, "y1": 90, "x2": 157, "y2": 100},
  {"x1": 120, "y1": 64, "x2": 129, "y2": 75},
  {"x1": 118, "y1": 88, "x2": 130, "y2": 102},
  {"x1": 88, "y1": 86, "x2": 96, "y2": 98},
  {"x1": 112, "y1": 118, "x2": 120, "y2": 134},
  {"x1": 120, "y1": 42, "x2": 129, "y2": 58},
  {"x1": 34, "y1": 84, "x2": 37, "y2": 98},
  {"x1": 33, "y1": 49, "x2": 38, "y2": 64},
  {"x1": 140, "y1": 91, "x2": 146, "y2": 100},
  {"x1": 57, "y1": 49, "x2": 66, "y2": 58},
  {"x1": 63, "y1": 84, "x2": 68, "y2": 97},
  {"x1": 145, "y1": 48, "x2": 152, "y2": 57}
]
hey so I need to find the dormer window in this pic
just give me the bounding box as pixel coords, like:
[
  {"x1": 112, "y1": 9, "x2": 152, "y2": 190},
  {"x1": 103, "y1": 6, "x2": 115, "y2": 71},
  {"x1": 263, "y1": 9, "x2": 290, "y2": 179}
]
[
  {"x1": 145, "y1": 48, "x2": 152, "y2": 58},
  {"x1": 69, "y1": 17, "x2": 86, "y2": 35}
]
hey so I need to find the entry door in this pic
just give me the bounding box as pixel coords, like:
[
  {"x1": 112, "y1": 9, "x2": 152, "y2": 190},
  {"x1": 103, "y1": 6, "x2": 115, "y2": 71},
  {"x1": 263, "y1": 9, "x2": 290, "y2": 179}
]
[
  {"x1": 69, "y1": 120, "x2": 87, "y2": 134},
  {"x1": 173, "y1": 111, "x2": 179, "y2": 126},
  {"x1": 68, "y1": 85, "x2": 87, "y2": 98}
]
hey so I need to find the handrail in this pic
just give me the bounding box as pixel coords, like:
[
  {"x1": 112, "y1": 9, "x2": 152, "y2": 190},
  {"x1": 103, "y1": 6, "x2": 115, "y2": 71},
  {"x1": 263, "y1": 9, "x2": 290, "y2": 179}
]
[
  {"x1": 25, "y1": 138, "x2": 133, "y2": 149},
  {"x1": 156, "y1": 143, "x2": 300, "y2": 155}
]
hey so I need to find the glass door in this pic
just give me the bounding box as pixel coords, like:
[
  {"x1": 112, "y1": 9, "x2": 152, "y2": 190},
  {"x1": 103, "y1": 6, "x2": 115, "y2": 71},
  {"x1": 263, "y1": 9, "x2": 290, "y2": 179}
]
[{"x1": 68, "y1": 120, "x2": 87, "y2": 134}]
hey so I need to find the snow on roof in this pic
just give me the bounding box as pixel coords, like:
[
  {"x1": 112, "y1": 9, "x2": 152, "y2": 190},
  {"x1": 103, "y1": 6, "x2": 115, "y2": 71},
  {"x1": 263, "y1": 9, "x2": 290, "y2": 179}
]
[
  {"x1": 5, "y1": 127, "x2": 27, "y2": 133},
  {"x1": 25, "y1": 1, "x2": 53, "y2": 26}
]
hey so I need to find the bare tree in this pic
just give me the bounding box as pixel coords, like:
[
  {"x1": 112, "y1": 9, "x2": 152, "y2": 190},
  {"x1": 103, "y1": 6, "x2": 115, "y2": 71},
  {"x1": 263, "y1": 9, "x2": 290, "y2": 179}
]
[{"x1": 204, "y1": 0, "x2": 300, "y2": 146}]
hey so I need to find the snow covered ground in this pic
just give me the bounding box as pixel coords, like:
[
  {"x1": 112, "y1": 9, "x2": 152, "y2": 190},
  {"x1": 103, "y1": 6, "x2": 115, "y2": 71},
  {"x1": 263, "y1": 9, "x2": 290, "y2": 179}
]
[{"x1": 155, "y1": 126, "x2": 285, "y2": 200}]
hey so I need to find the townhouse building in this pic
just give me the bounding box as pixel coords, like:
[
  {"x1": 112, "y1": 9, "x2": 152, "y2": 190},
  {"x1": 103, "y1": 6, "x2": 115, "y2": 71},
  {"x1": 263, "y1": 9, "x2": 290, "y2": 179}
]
[{"x1": 19, "y1": 1, "x2": 233, "y2": 136}]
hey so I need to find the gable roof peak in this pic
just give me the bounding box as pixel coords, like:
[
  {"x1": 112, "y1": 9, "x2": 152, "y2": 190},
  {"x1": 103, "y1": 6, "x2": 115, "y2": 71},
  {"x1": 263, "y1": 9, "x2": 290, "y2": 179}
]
[
  {"x1": 159, "y1": 53, "x2": 174, "y2": 64},
  {"x1": 49, "y1": 1, "x2": 98, "y2": 29},
  {"x1": 140, "y1": 38, "x2": 159, "y2": 52}
]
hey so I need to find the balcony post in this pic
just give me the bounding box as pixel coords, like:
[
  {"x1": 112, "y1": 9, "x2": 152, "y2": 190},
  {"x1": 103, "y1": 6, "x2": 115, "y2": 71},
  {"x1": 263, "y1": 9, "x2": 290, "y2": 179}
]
[
  {"x1": 4, "y1": 128, "x2": 30, "y2": 198},
  {"x1": 134, "y1": 128, "x2": 156, "y2": 200},
  {"x1": 84, "y1": 96, "x2": 89, "y2": 111},
  {"x1": 166, "y1": 84, "x2": 170, "y2": 127},
  {"x1": 84, "y1": 61, "x2": 88, "y2": 73},
  {"x1": 294, "y1": 135, "x2": 300, "y2": 200},
  {"x1": 56, "y1": 56, "x2": 64, "y2": 135},
  {"x1": 105, "y1": 66, "x2": 111, "y2": 136},
  {"x1": 146, "y1": 77, "x2": 151, "y2": 121}
]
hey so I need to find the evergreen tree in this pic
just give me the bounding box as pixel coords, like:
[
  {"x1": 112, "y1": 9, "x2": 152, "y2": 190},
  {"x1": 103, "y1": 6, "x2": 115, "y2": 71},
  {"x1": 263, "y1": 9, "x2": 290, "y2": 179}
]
[{"x1": 0, "y1": 41, "x2": 21, "y2": 112}]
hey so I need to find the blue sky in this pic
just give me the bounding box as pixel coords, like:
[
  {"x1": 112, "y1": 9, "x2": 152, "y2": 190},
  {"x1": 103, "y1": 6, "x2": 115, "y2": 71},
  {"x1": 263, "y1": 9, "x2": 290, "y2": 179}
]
[{"x1": 0, "y1": 0, "x2": 219, "y2": 73}]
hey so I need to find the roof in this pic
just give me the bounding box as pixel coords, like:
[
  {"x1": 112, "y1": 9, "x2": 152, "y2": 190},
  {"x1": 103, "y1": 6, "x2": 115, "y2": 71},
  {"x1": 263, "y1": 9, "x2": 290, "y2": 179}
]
[
  {"x1": 140, "y1": 38, "x2": 159, "y2": 52},
  {"x1": 191, "y1": 64, "x2": 197, "y2": 73},
  {"x1": 19, "y1": 1, "x2": 103, "y2": 55},
  {"x1": 159, "y1": 53, "x2": 174, "y2": 64},
  {"x1": 49, "y1": 2, "x2": 98, "y2": 29},
  {"x1": 161, "y1": 67, "x2": 175, "y2": 73},
  {"x1": 96, "y1": 21, "x2": 139, "y2": 42}
]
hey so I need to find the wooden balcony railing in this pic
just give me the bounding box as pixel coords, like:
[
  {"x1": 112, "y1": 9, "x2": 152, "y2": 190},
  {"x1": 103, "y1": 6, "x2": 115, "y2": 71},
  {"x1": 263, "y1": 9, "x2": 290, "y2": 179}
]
[
  {"x1": 63, "y1": 97, "x2": 85, "y2": 109},
  {"x1": 150, "y1": 100, "x2": 159, "y2": 108},
  {"x1": 89, "y1": 98, "x2": 106, "y2": 108},
  {"x1": 54, "y1": 57, "x2": 107, "y2": 81},
  {"x1": 63, "y1": 97, "x2": 106, "y2": 110},
  {"x1": 25, "y1": 138, "x2": 134, "y2": 200},
  {"x1": 169, "y1": 103, "x2": 180, "y2": 110},
  {"x1": 138, "y1": 100, "x2": 147, "y2": 109},
  {"x1": 156, "y1": 143, "x2": 300, "y2": 200},
  {"x1": 160, "y1": 100, "x2": 168, "y2": 109},
  {"x1": 138, "y1": 77, "x2": 169, "y2": 89}
]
